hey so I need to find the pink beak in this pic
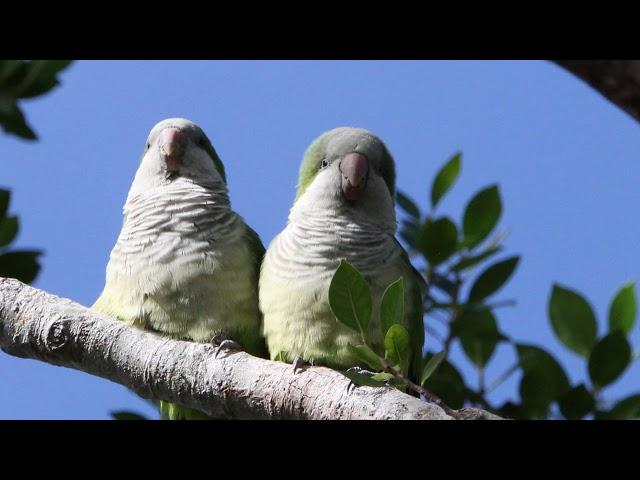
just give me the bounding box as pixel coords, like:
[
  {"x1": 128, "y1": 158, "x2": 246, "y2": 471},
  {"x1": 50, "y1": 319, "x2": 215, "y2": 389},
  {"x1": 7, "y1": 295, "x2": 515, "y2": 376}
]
[
  {"x1": 340, "y1": 152, "x2": 369, "y2": 202},
  {"x1": 159, "y1": 127, "x2": 186, "y2": 172}
]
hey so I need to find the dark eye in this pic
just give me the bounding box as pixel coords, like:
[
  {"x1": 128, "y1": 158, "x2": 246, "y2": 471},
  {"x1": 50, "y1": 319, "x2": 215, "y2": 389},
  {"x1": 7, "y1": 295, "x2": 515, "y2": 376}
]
[
  {"x1": 146, "y1": 142, "x2": 151, "y2": 150},
  {"x1": 197, "y1": 136, "x2": 206, "y2": 147},
  {"x1": 320, "y1": 159, "x2": 329, "y2": 169}
]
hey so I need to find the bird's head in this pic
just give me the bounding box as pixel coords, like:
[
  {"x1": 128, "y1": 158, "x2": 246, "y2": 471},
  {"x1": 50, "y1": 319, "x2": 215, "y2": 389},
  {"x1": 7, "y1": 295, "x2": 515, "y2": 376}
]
[
  {"x1": 293, "y1": 127, "x2": 396, "y2": 221},
  {"x1": 132, "y1": 118, "x2": 227, "y2": 191}
]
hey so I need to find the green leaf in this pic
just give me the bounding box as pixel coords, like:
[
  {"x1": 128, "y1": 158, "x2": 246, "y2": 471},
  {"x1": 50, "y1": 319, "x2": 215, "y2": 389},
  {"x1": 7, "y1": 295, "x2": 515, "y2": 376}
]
[
  {"x1": 462, "y1": 185, "x2": 501, "y2": 249},
  {"x1": 342, "y1": 370, "x2": 387, "y2": 388},
  {"x1": 370, "y1": 372, "x2": 394, "y2": 382},
  {"x1": 420, "y1": 350, "x2": 446, "y2": 386},
  {"x1": 110, "y1": 410, "x2": 149, "y2": 420},
  {"x1": 519, "y1": 369, "x2": 556, "y2": 417},
  {"x1": 422, "y1": 358, "x2": 466, "y2": 409},
  {"x1": 274, "y1": 351, "x2": 288, "y2": 362},
  {"x1": 0, "y1": 189, "x2": 9, "y2": 218},
  {"x1": 588, "y1": 332, "x2": 631, "y2": 389},
  {"x1": 17, "y1": 60, "x2": 72, "y2": 98},
  {"x1": 608, "y1": 282, "x2": 637, "y2": 335},
  {"x1": 384, "y1": 324, "x2": 411, "y2": 376},
  {"x1": 380, "y1": 277, "x2": 404, "y2": 338},
  {"x1": 0, "y1": 250, "x2": 41, "y2": 284},
  {"x1": 468, "y1": 256, "x2": 520, "y2": 303},
  {"x1": 454, "y1": 310, "x2": 501, "y2": 368},
  {"x1": 329, "y1": 259, "x2": 372, "y2": 336},
  {"x1": 600, "y1": 394, "x2": 640, "y2": 420},
  {"x1": 396, "y1": 190, "x2": 421, "y2": 219},
  {"x1": 450, "y1": 246, "x2": 502, "y2": 272},
  {"x1": 559, "y1": 384, "x2": 595, "y2": 419},
  {"x1": 431, "y1": 152, "x2": 462, "y2": 209},
  {"x1": 0, "y1": 101, "x2": 37, "y2": 140},
  {"x1": 0, "y1": 215, "x2": 19, "y2": 247},
  {"x1": 347, "y1": 344, "x2": 385, "y2": 371},
  {"x1": 0, "y1": 60, "x2": 27, "y2": 86},
  {"x1": 516, "y1": 343, "x2": 570, "y2": 402},
  {"x1": 548, "y1": 284, "x2": 598, "y2": 357},
  {"x1": 418, "y1": 216, "x2": 458, "y2": 266}
]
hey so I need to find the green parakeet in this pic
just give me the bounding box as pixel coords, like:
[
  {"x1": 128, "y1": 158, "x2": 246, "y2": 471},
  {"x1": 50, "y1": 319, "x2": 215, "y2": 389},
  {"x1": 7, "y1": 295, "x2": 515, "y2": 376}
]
[
  {"x1": 93, "y1": 118, "x2": 266, "y2": 419},
  {"x1": 260, "y1": 127, "x2": 425, "y2": 380}
]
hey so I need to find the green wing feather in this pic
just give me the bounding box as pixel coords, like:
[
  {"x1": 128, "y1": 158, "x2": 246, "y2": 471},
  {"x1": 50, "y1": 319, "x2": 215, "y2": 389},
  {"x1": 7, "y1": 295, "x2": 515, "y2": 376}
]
[
  {"x1": 394, "y1": 238, "x2": 427, "y2": 382},
  {"x1": 244, "y1": 223, "x2": 266, "y2": 276},
  {"x1": 241, "y1": 223, "x2": 269, "y2": 358}
]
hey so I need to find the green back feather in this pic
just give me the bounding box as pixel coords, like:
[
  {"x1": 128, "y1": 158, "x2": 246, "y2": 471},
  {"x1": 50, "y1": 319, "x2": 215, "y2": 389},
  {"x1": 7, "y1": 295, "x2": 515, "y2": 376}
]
[{"x1": 394, "y1": 238, "x2": 427, "y2": 382}]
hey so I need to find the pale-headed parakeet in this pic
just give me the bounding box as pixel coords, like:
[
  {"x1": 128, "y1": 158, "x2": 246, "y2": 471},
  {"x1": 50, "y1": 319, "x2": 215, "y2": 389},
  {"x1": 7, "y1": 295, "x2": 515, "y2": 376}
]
[
  {"x1": 259, "y1": 127, "x2": 425, "y2": 380},
  {"x1": 93, "y1": 118, "x2": 266, "y2": 419}
]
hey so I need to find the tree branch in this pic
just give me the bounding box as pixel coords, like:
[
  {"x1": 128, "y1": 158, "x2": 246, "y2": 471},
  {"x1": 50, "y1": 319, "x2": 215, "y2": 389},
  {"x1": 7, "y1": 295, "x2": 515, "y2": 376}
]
[
  {"x1": 0, "y1": 278, "x2": 500, "y2": 420},
  {"x1": 554, "y1": 60, "x2": 640, "y2": 124}
]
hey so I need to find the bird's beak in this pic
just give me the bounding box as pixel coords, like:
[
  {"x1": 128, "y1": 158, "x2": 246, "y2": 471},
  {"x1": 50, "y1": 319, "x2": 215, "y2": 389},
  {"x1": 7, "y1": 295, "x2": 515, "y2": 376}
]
[
  {"x1": 340, "y1": 152, "x2": 369, "y2": 202},
  {"x1": 159, "y1": 127, "x2": 186, "y2": 172}
]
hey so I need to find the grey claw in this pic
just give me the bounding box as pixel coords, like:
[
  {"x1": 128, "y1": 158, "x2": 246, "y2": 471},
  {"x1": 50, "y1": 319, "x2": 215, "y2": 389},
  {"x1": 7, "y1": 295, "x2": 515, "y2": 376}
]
[
  {"x1": 292, "y1": 356, "x2": 307, "y2": 374},
  {"x1": 347, "y1": 380, "x2": 356, "y2": 394},
  {"x1": 213, "y1": 339, "x2": 242, "y2": 359}
]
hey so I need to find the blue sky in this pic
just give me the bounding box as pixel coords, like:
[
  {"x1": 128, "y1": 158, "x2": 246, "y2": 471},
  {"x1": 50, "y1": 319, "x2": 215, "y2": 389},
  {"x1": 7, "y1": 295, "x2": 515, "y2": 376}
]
[{"x1": 1, "y1": 60, "x2": 638, "y2": 419}]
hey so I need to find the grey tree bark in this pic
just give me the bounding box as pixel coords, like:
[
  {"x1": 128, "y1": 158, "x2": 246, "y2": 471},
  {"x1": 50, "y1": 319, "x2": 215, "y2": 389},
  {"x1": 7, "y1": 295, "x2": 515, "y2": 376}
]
[
  {"x1": 0, "y1": 277, "x2": 500, "y2": 420},
  {"x1": 555, "y1": 60, "x2": 640, "y2": 124}
]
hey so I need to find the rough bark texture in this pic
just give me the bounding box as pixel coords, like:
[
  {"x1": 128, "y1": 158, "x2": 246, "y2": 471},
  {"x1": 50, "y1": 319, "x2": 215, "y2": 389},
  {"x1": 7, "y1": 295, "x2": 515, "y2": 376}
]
[
  {"x1": 555, "y1": 60, "x2": 640, "y2": 123},
  {"x1": 0, "y1": 277, "x2": 500, "y2": 420}
]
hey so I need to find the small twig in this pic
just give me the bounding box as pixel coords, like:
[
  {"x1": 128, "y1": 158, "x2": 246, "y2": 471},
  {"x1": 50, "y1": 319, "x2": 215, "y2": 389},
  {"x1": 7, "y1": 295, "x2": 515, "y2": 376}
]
[
  {"x1": 375, "y1": 355, "x2": 461, "y2": 419},
  {"x1": 428, "y1": 311, "x2": 450, "y2": 325},
  {"x1": 425, "y1": 325, "x2": 445, "y2": 345},
  {"x1": 486, "y1": 363, "x2": 519, "y2": 394},
  {"x1": 478, "y1": 367, "x2": 486, "y2": 397},
  {"x1": 484, "y1": 299, "x2": 517, "y2": 310}
]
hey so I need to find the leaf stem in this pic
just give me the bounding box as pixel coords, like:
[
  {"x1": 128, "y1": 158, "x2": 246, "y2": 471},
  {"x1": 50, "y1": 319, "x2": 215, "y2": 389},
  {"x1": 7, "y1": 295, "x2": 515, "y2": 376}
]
[
  {"x1": 478, "y1": 367, "x2": 486, "y2": 397},
  {"x1": 486, "y1": 363, "x2": 519, "y2": 394},
  {"x1": 373, "y1": 353, "x2": 458, "y2": 417},
  {"x1": 425, "y1": 325, "x2": 445, "y2": 345}
]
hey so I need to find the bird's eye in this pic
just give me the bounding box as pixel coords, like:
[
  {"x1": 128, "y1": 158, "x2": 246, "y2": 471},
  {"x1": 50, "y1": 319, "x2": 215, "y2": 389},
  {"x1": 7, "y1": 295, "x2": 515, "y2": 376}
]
[
  {"x1": 320, "y1": 159, "x2": 329, "y2": 169},
  {"x1": 146, "y1": 142, "x2": 151, "y2": 150},
  {"x1": 197, "y1": 136, "x2": 206, "y2": 147}
]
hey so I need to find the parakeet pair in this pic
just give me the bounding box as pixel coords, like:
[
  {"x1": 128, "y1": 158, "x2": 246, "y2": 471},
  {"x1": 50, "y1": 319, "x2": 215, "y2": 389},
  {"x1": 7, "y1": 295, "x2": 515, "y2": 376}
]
[{"x1": 93, "y1": 118, "x2": 425, "y2": 420}]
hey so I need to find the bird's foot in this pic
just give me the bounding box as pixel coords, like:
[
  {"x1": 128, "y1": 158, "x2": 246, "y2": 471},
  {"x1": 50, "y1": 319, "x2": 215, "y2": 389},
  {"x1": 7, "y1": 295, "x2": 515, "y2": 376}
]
[
  {"x1": 210, "y1": 334, "x2": 242, "y2": 359},
  {"x1": 292, "y1": 356, "x2": 315, "y2": 374}
]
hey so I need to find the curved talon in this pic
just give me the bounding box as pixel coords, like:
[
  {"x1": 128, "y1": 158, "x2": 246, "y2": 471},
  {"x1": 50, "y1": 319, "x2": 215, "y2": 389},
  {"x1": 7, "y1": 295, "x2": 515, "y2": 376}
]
[
  {"x1": 213, "y1": 339, "x2": 242, "y2": 359},
  {"x1": 292, "y1": 356, "x2": 307, "y2": 374}
]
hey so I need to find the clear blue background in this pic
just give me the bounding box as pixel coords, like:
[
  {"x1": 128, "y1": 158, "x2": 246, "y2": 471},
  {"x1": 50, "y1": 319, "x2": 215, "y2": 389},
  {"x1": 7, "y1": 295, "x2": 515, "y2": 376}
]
[{"x1": 1, "y1": 60, "x2": 638, "y2": 419}]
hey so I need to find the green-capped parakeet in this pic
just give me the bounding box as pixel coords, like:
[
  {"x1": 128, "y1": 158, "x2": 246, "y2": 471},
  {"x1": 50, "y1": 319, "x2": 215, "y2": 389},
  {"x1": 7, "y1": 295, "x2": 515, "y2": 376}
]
[
  {"x1": 93, "y1": 118, "x2": 266, "y2": 419},
  {"x1": 260, "y1": 127, "x2": 425, "y2": 380}
]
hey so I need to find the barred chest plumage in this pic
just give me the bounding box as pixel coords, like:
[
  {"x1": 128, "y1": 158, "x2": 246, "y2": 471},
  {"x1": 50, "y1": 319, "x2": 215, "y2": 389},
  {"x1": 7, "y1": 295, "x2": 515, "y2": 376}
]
[
  {"x1": 260, "y1": 207, "x2": 414, "y2": 366},
  {"x1": 111, "y1": 180, "x2": 240, "y2": 268},
  {"x1": 97, "y1": 179, "x2": 258, "y2": 341},
  {"x1": 268, "y1": 208, "x2": 400, "y2": 282}
]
